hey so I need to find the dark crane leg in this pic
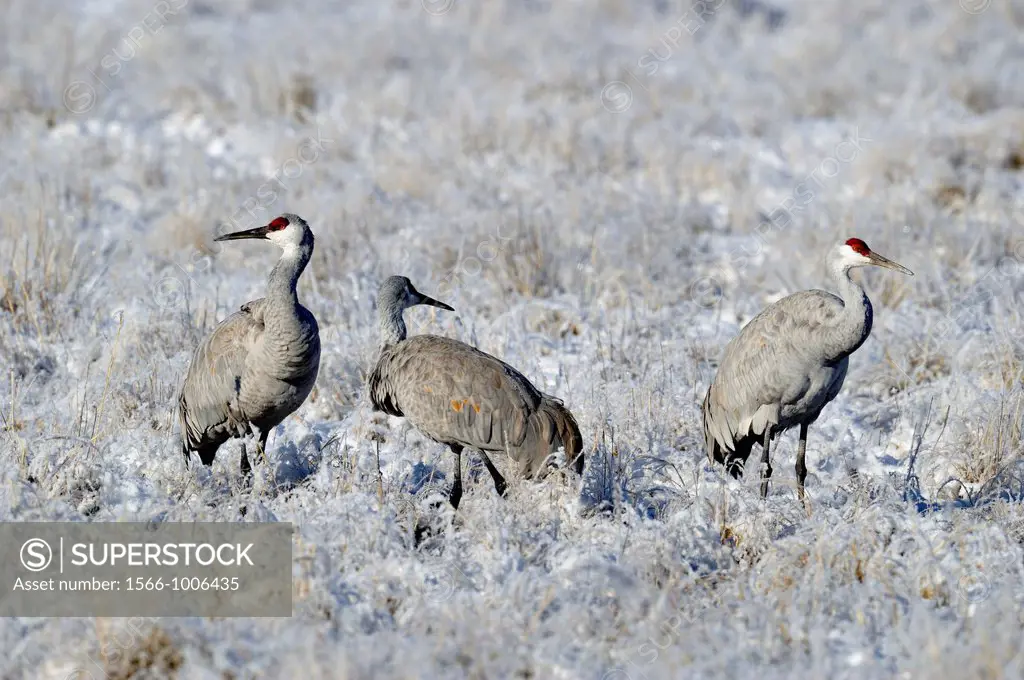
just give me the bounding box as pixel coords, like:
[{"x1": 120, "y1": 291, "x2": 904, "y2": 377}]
[
  {"x1": 240, "y1": 443, "x2": 251, "y2": 478},
  {"x1": 795, "y1": 423, "x2": 809, "y2": 510},
  {"x1": 759, "y1": 429, "x2": 773, "y2": 498},
  {"x1": 476, "y1": 451, "x2": 508, "y2": 497},
  {"x1": 240, "y1": 427, "x2": 268, "y2": 478},
  {"x1": 448, "y1": 444, "x2": 464, "y2": 510},
  {"x1": 258, "y1": 429, "x2": 269, "y2": 467}
]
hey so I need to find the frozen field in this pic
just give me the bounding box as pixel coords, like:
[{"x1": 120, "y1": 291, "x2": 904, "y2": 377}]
[{"x1": 1, "y1": 0, "x2": 1024, "y2": 676}]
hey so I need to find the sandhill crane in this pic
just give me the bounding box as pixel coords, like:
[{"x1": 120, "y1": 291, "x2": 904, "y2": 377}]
[
  {"x1": 368, "y1": 276, "x2": 584, "y2": 509},
  {"x1": 702, "y1": 237, "x2": 913, "y2": 505},
  {"x1": 178, "y1": 214, "x2": 320, "y2": 476}
]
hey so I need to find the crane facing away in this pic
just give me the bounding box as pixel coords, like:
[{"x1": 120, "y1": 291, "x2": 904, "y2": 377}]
[
  {"x1": 178, "y1": 214, "x2": 321, "y2": 476},
  {"x1": 368, "y1": 276, "x2": 584, "y2": 509},
  {"x1": 702, "y1": 237, "x2": 913, "y2": 505}
]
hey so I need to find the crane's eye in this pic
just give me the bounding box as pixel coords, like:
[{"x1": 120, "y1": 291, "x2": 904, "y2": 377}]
[{"x1": 268, "y1": 217, "x2": 289, "y2": 231}]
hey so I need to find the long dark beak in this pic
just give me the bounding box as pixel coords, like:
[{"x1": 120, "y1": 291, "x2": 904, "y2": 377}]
[
  {"x1": 867, "y1": 251, "x2": 914, "y2": 276},
  {"x1": 215, "y1": 225, "x2": 269, "y2": 242},
  {"x1": 411, "y1": 287, "x2": 454, "y2": 312}
]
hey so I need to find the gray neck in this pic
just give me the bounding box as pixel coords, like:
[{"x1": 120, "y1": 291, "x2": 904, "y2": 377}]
[
  {"x1": 266, "y1": 243, "x2": 311, "y2": 303},
  {"x1": 378, "y1": 305, "x2": 407, "y2": 349},
  {"x1": 823, "y1": 259, "x2": 873, "y2": 362}
]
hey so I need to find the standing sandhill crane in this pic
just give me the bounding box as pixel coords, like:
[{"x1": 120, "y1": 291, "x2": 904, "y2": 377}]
[
  {"x1": 702, "y1": 237, "x2": 913, "y2": 505},
  {"x1": 368, "y1": 276, "x2": 584, "y2": 509},
  {"x1": 178, "y1": 214, "x2": 321, "y2": 476}
]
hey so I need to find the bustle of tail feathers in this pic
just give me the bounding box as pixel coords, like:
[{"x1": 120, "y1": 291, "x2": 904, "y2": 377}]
[
  {"x1": 178, "y1": 393, "x2": 192, "y2": 467},
  {"x1": 178, "y1": 392, "x2": 219, "y2": 467},
  {"x1": 701, "y1": 386, "x2": 718, "y2": 465},
  {"x1": 531, "y1": 396, "x2": 585, "y2": 476},
  {"x1": 367, "y1": 361, "x2": 403, "y2": 417},
  {"x1": 702, "y1": 386, "x2": 755, "y2": 479}
]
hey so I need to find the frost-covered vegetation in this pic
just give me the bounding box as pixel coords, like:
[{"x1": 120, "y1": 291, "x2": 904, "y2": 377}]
[{"x1": 1, "y1": 0, "x2": 1024, "y2": 676}]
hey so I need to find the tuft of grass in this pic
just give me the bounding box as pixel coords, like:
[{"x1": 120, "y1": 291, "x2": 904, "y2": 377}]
[
  {"x1": 951, "y1": 394, "x2": 1023, "y2": 490},
  {"x1": 98, "y1": 624, "x2": 184, "y2": 680},
  {"x1": 90, "y1": 312, "x2": 124, "y2": 443},
  {"x1": 495, "y1": 215, "x2": 561, "y2": 299},
  {"x1": 0, "y1": 212, "x2": 93, "y2": 338},
  {"x1": 279, "y1": 73, "x2": 318, "y2": 124}
]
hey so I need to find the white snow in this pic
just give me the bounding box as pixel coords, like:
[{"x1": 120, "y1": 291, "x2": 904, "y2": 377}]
[{"x1": 1, "y1": 0, "x2": 1023, "y2": 676}]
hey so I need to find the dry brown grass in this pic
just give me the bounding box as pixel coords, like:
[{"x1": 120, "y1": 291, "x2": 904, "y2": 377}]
[
  {"x1": 494, "y1": 217, "x2": 560, "y2": 299},
  {"x1": 99, "y1": 624, "x2": 184, "y2": 680},
  {"x1": 0, "y1": 211, "x2": 92, "y2": 338},
  {"x1": 950, "y1": 394, "x2": 1023, "y2": 488}
]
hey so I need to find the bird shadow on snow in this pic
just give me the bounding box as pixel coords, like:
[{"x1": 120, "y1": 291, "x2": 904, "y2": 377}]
[
  {"x1": 390, "y1": 460, "x2": 466, "y2": 549},
  {"x1": 572, "y1": 411, "x2": 1024, "y2": 535},
  {"x1": 403, "y1": 460, "x2": 449, "y2": 494},
  {"x1": 894, "y1": 404, "x2": 1024, "y2": 515},
  {"x1": 577, "y1": 445, "x2": 677, "y2": 520},
  {"x1": 401, "y1": 457, "x2": 499, "y2": 495},
  {"x1": 903, "y1": 460, "x2": 1024, "y2": 515},
  {"x1": 174, "y1": 423, "x2": 327, "y2": 508},
  {"x1": 268, "y1": 425, "x2": 330, "y2": 492},
  {"x1": 397, "y1": 455, "x2": 586, "y2": 548}
]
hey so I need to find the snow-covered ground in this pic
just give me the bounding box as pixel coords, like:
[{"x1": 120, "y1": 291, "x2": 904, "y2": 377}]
[{"x1": 1, "y1": 0, "x2": 1023, "y2": 676}]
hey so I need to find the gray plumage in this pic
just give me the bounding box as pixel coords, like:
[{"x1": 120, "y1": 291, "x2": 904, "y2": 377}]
[
  {"x1": 178, "y1": 214, "x2": 321, "y2": 475},
  {"x1": 368, "y1": 276, "x2": 583, "y2": 509},
  {"x1": 702, "y1": 238, "x2": 913, "y2": 504}
]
